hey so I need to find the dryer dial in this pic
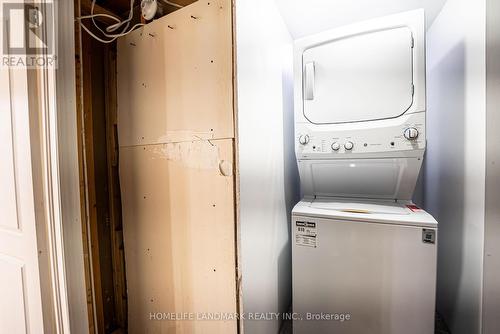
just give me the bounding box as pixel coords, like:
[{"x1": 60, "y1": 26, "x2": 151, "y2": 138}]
[
  {"x1": 299, "y1": 135, "x2": 310, "y2": 145},
  {"x1": 404, "y1": 127, "x2": 419, "y2": 140},
  {"x1": 331, "y1": 142, "x2": 340, "y2": 151},
  {"x1": 344, "y1": 141, "x2": 354, "y2": 150}
]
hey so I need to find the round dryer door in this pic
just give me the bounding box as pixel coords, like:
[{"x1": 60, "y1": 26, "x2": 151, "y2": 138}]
[{"x1": 302, "y1": 26, "x2": 414, "y2": 124}]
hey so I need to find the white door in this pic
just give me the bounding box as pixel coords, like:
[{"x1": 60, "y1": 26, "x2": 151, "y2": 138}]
[
  {"x1": 302, "y1": 26, "x2": 415, "y2": 124},
  {"x1": 0, "y1": 64, "x2": 45, "y2": 331}
]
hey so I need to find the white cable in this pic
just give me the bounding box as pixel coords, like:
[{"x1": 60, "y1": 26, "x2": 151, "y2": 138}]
[
  {"x1": 89, "y1": 0, "x2": 133, "y2": 39},
  {"x1": 164, "y1": 0, "x2": 183, "y2": 8},
  {"x1": 76, "y1": 0, "x2": 143, "y2": 43},
  {"x1": 77, "y1": 13, "x2": 121, "y2": 23},
  {"x1": 78, "y1": 20, "x2": 145, "y2": 43},
  {"x1": 76, "y1": 0, "x2": 185, "y2": 43},
  {"x1": 93, "y1": 0, "x2": 134, "y2": 34}
]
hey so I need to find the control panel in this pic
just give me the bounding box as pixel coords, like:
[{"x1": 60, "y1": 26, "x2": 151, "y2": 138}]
[{"x1": 295, "y1": 113, "x2": 425, "y2": 157}]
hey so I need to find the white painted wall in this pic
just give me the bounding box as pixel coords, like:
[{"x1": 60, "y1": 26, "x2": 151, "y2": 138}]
[
  {"x1": 425, "y1": 0, "x2": 486, "y2": 333},
  {"x1": 275, "y1": 0, "x2": 447, "y2": 38},
  {"x1": 236, "y1": 1, "x2": 298, "y2": 333},
  {"x1": 239, "y1": 2, "x2": 490, "y2": 334}
]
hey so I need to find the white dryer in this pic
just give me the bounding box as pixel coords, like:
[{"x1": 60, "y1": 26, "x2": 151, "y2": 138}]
[{"x1": 291, "y1": 9, "x2": 437, "y2": 334}]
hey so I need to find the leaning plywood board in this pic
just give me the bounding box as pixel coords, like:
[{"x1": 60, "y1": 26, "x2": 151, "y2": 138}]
[
  {"x1": 120, "y1": 139, "x2": 237, "y2": 333},
  {"x1": 117, "y1": 0, "x2": 233, "y2": 146}
]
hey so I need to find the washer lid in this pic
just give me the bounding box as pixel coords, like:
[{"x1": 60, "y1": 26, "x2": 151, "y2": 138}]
[
  {"x1": 311, "y1": 200, "x2": 411, "y2": 215},
  {"x1": 310, "y1": 199, "x2": 412, "y2": 215},
  {"x1": 292, "y1": 199, "x2": 438, "y2": 228},
  {"x1": 302, "y1": 26, "x2": 414, "y2": 124}
]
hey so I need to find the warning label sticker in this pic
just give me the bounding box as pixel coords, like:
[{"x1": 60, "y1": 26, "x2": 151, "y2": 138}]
[
  {"x1": 295, "y1": 221, "x2": 317, "y2": 248},
  {"x1": 406, "y1": 204, "x2": 422, "y2": 212}
]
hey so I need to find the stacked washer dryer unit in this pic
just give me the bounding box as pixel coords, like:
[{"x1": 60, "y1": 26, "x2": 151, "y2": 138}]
[{"x1": 292, "y1": 9, "x2": 438, "y2": 334}]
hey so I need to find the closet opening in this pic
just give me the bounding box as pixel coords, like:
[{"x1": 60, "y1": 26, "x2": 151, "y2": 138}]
[{"x1": 74, "y1": 1, "x2": 205, "y2": 333}]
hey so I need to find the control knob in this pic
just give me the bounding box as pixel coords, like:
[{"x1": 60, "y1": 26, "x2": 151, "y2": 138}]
[
  {"x1": 404, "y1": 127, "x2": 419, "y2": 140},
  {"x1": 298, "y1": 134, "x2": 310, "y2": 145},
  {"x1": 331, "y1": 142, "x2": 340, "y2": 151},
  {"x1": 344, "y1": 141, "x2": 354, "y2": 150}
]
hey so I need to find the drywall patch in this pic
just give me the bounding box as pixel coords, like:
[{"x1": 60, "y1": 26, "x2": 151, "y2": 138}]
[
  {"x1": 150, "y1": 141, "x2": 220, "y2": 170},
  {"x1": 155, "y1": 130, "x2": 215, "y2": 145}
]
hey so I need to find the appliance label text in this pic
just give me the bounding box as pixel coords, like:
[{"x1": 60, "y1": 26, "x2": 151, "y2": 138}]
[{"x1": 295, "y1": 221, "x2": 317, "y2": 248}]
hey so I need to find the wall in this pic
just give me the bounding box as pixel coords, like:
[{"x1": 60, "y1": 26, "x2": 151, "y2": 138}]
[
  {"x1": 236, "y1": 0, "x2": 298, "y2": 333},
  {"x1": 275, "y1": 0, "x2": 447, "y2": 38},
  {"x1": 483, "y1": 0, "x2": 500, "y2": 332},
  {"x1": 425, "y1": 0, "x2": 486, "y2": 333}
]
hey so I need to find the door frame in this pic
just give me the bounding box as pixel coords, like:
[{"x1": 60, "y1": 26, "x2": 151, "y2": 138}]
[
  {"x1": 483, "y1": 0, "x2": 500, "y2": 332},
  {"x1": 28, "y1": 0, "x2": 89, "y2": 332}
]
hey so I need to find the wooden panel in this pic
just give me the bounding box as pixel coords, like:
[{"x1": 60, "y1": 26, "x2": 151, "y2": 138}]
[
  {"x1": 79, "y1": 31, "x2": 130, "y2": 333},
  {"x1": 104, "y1": 43, "x2": 128, "y2": 329},
  {"x1": 117, "y1": 1, "x2": 237, "y2": 332},
  {"x1": 74, "y1": 1, "x2": 97, "y2": 331},
  {"x1": 81, "y1": 32, "x2": 111, "y2": 334},
  {"x1": 76, "y1": 0, "x2": 129, "y2": 331},
  {"x1": 120, "y1": 139, "x2": 237, "y2": 333},
  {"x1": 117, "y1": 0, "x2": 233, "y2": 146}
]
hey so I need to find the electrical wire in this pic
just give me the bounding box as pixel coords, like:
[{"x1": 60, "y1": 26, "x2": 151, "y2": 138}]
[
  {"x1": 78, "y1": 20, "x2": 145, "y2": 43},
  {"x1": 76, "y1": 0, "x2": 144, "y2": 43},
  {"x1": 76, "y1": 0, "x2": 186, "y2": 43},
  {"x1": 92, "y1": 0, "x2": 133, "y2": 35},
  {"x1": 163, "y1": 0, "x2": 183, "y2": 8}
]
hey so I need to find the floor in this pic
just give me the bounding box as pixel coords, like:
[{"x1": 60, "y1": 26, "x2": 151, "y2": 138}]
[{"x1": 279, "y1": 313, "x2": 452, "y2": 334}]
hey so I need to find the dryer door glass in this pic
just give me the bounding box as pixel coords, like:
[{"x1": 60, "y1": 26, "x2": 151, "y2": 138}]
[{"x1": 302, "y1": 27, "x2": 414, "y2": 124}]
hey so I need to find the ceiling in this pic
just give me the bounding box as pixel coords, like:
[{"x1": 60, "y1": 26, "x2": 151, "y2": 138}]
[{"x1": 274, "y1": 0, "x2": 448, "y2": 39}]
